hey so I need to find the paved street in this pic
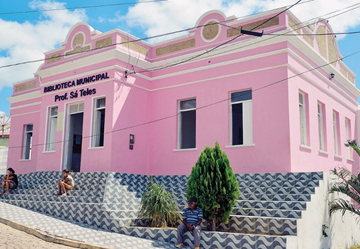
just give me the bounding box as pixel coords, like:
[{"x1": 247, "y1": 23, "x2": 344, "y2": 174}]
[{"x1": 0, "y1": 222, "x2": 73, "y2": 249}]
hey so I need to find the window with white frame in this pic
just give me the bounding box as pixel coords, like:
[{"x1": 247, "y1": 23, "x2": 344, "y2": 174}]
[
  {"x1": 345, "y1": 118, "x2": 351, "y2": 159},
  {"x1": 46, "y1": 106, "x2": 58, "y2": 151},
  {"x1": 92, "y1": 98, "x2": 106, "y2": 147},
  {"x1": 333, "y1": 111, "x2": 339, "y2": 155},
  {"x1": 317, "y1": 103, "x2": 325, "y2": 151},
  {"x1": 178, "y1": 99, "x2": 196, "y2": 149},
  {"x1": 299, "y1": 92, "x2": 307, "y2": 145},
  {"x1": 23, "y1": 124, "x2": 33, "y2": 160},
  {"x1": 230, "y1": 90, "x2": 252, "y2": 146}
]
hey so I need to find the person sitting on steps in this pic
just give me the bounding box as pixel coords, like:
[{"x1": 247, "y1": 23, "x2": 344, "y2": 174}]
[
  {"x1": 176, "y1": 197, "x2": 203, "y2": 249},
  {"x1": 0, "y1": 168, "x2": 18, "y2": 195},
  {"x1": 56, "y1": 169, "x2": 75, "y2": 196}
]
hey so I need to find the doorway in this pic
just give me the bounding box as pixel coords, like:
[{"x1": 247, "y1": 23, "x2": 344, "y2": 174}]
[{"x1": 65, "y1": 103, "x2": 84, "y2": 172}]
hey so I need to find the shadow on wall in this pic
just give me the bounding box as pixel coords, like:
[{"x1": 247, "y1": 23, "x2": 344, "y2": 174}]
[
  {"x1": 0, "y1": 146, "x2": 8, "y2": 175},
  {"x1": 327, "y1": 175, "x2": 360, "y2": 249}
]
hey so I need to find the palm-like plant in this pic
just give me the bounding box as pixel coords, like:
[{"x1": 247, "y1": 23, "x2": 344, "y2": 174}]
[
  {"x1": 138, "y1": 177, "x2": 180, "y2": 227},
  {"x1": 329, "y1": 140, "x2": 360, "y2": 220}
]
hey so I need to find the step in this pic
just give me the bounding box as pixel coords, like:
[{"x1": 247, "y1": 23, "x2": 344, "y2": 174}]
[
  {"x1": 231, "y1": 207, "x2": 302, "y2": 219},
  {"x1": 236, "y1": 200, "x2": 307, "y2": 210},
  {"x1": 239, "y1": 186, "x2": 316, "y2": 195},
  {"x1": 236, "y1": 172, "x2": 323, "y2": 181},
  {"x1": 1, "y1": 200, "x2": 110, "y2": 226},
  {"x1": 17, "y1": 183, "x2": 106, "y2": 191},
  {"x1": 217, "y1": 215, "x2": 297, "y2": 235},
  {"x1": 0, "y1": 193, "x2": 103, "y2": 203},
  {"x1": 239, "y1": 193, "x2": 312, "y2": 202},
  {"x1": 238, "y1": 180, "x2": 320, "y2": 188},
  {"x1": 7, "y1": 188, "x2": 105, "y2": 197}
]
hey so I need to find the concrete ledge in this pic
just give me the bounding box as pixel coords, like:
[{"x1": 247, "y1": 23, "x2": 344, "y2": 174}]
[{"x1": 0, "y1": 216, "x2": 112, "y2": 249}]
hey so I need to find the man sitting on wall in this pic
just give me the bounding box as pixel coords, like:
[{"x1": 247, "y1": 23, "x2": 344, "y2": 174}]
[
  {"x1": 176, "y1": 197, "x2": 203, "y2": 249},
  {"x1": 0, "y1": 168, "x2": 18, "y2": 195},
  {"x1": 56, "y1": 169, "x2": 75, "y2": 196}
]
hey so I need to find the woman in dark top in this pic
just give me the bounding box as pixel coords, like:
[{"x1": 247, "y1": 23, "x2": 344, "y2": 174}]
[{"x1": 0, "y1": 168, "x2": 18, "y2": 195}]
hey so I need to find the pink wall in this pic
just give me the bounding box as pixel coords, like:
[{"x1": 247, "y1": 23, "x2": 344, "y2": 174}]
[{"x1": 8, "y1": 10, "x2": 360, "y2": 175}]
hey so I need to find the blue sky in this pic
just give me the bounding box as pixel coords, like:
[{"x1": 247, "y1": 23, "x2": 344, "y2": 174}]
[{"x1": 1, "y1": 0, "x2": 360, "y2": 119}]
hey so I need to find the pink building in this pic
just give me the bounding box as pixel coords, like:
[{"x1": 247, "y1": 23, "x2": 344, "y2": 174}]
[{"x1": 7, "y1": 9, "x2": 360, "y2": 175}]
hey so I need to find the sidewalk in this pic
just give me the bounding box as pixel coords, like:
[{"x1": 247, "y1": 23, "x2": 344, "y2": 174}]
[{"x1": 0, "y1": 201, "x2": 182, "y2": 249}]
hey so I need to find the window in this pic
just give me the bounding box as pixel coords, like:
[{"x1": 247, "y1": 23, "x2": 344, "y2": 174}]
[
  {"x1": 231, "y1": 90, "x2": 252, "y2": 145},
  {"x1": 178, "y1": 99, "x2": 196, "y2": 149},
  {"x1": 23, "y1": 124, "x2": 33, "y2": 159},
  {"x1": 92, "y1": 98, "x2": 106, "y2": 147},
  {"x1": 317, "y1": 103, "x2": 325, "y2": 151},
  {"x1": 333, "y1": 111, "x2": 340, "y2": 155},
  {"x1": 299, "y1": 92, "x2": 308, "y2": 145},
  {"x1": 46, "y1": 106, "x2": 58, "y2": 151},
  {"x1": 345, "y1": 118, "x2": 351, "y2": 159}
]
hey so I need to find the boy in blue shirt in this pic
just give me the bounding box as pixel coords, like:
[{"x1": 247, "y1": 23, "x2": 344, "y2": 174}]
[{"x1": 176, "y1": 197, "x2": 203, "y2": 249}]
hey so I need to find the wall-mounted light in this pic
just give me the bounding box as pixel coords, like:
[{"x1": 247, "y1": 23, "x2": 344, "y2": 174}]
[{"x1": 329, "y1": 73, "x2": 335, "y2": 80}]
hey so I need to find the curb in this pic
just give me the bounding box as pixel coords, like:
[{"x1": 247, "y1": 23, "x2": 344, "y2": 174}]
[{"x1": 0, "y1": 216, "x2": 113, "y2": 249}]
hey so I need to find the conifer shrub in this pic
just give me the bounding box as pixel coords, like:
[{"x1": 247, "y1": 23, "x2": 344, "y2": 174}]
[
  {"x1": 138, "y1": 177, "x2": 180, "y2": 227},
  {"x1": 187, "y1": 141, "x2": 240, "y2": 231}
]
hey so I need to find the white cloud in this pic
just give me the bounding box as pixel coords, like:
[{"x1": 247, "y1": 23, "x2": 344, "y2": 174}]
[
  {"x1": 125, "y1": 0, "x2": 360, "y2": 43},
  {"x1": 0, "y1": 0, "x2": 87, "y2": 90}
]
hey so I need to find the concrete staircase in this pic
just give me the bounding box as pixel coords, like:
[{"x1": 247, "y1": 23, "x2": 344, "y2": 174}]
[{"x1": 0, "y1": 171, "x2": 324, "y2": 248}]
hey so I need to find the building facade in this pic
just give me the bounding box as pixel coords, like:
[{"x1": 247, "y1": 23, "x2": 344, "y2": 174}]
[{"x1": 8, "y1": 9, "x2": 360, "y2": 175}]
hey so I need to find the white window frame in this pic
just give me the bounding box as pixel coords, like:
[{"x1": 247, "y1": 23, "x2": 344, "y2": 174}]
[
  {"x1": 230, "y1": 90, "x2": 253, "y2": 146},
  {"x1": 23, "y1": 124, "x2": 33, "y2": 160},
  {"x1": 317, "y1": 103, "x2": 324, "y2": 151},
  {"x1": 299, "y1": 92, "x2": 307, "y2": 145},
  {"x1": 92, "y1": 97, "x2": 106, "y2": 148},
  {"x1": 333, "y1": 111, "x2": 339, "y2": 156},
  {"x1": 178, "y1": 98, "x2": 196, "y2": 149},
  {"x1": 345, "y1": 118, "x2": 351, "y2": 159},
  {"x1": 46, "y1": 106, "x2": 58, "y2": 151}
]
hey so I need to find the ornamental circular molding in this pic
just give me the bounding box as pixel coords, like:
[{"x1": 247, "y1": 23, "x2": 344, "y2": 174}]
[
  {"x1": 72, "y1": 33, "x2": 85, "y2": 49},
  {"x1": 202, "y1": 21, "x2": 220, "y2": 41}
]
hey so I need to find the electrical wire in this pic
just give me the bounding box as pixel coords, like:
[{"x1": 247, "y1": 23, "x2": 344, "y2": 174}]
[
  {"x1": 7, "y1": 46, "x2": 360, "y2": 150},
  {"x1": 0, "y1": 0, "x2": 169, "y2": 15},
  {"x1": 5, "y1": 1, "x2": 360, "y2": 149},
  {"x1": 1, "y1": 1, "x2": 358, "y2": 70},
  {"x1": 145, "y1": 2, "x2": 360, "y2": 73}
]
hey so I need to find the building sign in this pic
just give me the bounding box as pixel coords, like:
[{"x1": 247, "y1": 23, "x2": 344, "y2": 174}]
[
  {"x1": 44, "y1": 72, "x2": 109, "y2": 93},
  {"x1": 55, "y1": 88, "x2": 96, "y2": 102}
]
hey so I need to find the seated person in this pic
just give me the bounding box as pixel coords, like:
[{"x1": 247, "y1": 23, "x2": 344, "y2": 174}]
[
  {"x1": 0, "y1": 168, "x2": 18, "y2": 195},
  {"x1": 176, "y1": 197, "x2": 203, "y2": 249},
  {"x1": 56, "y1": 169, "x2": 75, "y2": 196}
]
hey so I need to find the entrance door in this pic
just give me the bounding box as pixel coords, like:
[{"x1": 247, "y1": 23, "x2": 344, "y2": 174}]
[{"x1": 65, "y1": 103, "x2": 84, "y2": 172}]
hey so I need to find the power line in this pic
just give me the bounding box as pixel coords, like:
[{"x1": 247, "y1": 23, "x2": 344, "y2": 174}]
[
  {"x1": 0, "y1": 1, "x2": 357, "y2": 70},
  {"x1": 7, "y1": 46, "x2": 360, "y2": 150},
  {"x1": 0, "y1": 0, "x2": 312, "y2": 70},
  {"x1": 0, "y1": 0, "x2": 169, "y2": 15},
  {"x1": 147, "y1": 2, "x2": 360, "y2": 73},
  {"x1": 264, "y1": 31, "x2": 360, "y2": 36},
  {"x1": 132, "y1": 0, "x2": 303, "y2": 74}
]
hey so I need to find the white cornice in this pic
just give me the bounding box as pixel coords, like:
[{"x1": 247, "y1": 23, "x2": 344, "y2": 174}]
[
  {"x1": 8, "y1": 91, "x2": 41, "y2": 104},
  {"x1": 10, "y1": 102, "x2": 42, "y2": 110},
  {"x1": 38, "y1": 50, "x2": 117, "y2": 78},
  {"x1": 13, "y1": 78, "x2": 36, "y2": 86}
]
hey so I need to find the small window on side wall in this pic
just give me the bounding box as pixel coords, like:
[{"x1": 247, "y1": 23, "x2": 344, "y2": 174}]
[
  {"x1": 230, "y1": 90, "x2": 252, "y2": 146},
  {"x1": 23, "y1": 124, "x2": 33, "y2": 159},
  {"x1": 178, "y1": 99, "x2": 196, "y2": 149},
  {"x1": 92, "y1": 98, "x2": 106, "y2": 147},
  {"x1": 46, "y1": 106, "x2": 58, "y2": 151},
  {"x1": 299, "y1": 92, "x2": 309, "y2": 146}
]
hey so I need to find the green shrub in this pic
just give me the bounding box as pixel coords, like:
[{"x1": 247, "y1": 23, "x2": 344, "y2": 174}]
[
  {"x1": 138, "y1": 177, "x2": 180, "y2": 227},
  {"x1": 187, "y1": 141, "x2": 239, "y2": 231}
]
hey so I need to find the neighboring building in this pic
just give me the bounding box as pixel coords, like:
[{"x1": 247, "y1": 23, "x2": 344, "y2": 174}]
[{"x1": 7, "y1": 9, "x2": 360, "y2": 175}]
